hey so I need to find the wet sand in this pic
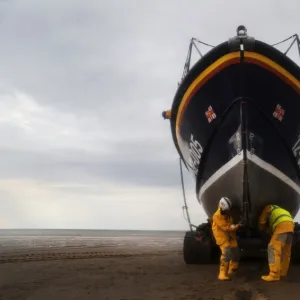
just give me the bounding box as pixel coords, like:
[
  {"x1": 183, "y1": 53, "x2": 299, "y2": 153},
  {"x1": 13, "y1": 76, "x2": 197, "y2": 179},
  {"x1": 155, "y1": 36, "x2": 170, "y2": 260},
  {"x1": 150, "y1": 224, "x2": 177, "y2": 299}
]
[{"x1": 0, "y1": 232, "x2": 300, "y2": 300}]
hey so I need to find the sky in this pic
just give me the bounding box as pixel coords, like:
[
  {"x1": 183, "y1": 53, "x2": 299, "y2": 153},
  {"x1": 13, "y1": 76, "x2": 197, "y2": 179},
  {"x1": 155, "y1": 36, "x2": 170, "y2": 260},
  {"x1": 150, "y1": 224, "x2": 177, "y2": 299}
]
[{"x1": 0, "y1": 0, "x2": 300, "y2": 230}]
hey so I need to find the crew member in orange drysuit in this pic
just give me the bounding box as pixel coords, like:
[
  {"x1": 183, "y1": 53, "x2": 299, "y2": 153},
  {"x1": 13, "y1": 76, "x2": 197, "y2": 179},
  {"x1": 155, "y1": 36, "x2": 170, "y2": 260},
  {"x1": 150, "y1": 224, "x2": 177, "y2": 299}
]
[
  {"x1": 212, "y1": 197, "x2": 241, "y2": 280},
  {"x1": 259, "y1": 204, "x2": 295, "y2": 281}
]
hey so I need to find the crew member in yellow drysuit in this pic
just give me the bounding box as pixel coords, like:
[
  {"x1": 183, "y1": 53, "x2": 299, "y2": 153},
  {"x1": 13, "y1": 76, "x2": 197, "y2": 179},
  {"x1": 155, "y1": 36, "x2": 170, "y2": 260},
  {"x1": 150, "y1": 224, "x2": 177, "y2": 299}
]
[
  {"x1": 259, "y1": 204, "x2": 295, "y2": 281},
  {"x1": 212, "y1": 197, "x2": 241, "y2": 280}
]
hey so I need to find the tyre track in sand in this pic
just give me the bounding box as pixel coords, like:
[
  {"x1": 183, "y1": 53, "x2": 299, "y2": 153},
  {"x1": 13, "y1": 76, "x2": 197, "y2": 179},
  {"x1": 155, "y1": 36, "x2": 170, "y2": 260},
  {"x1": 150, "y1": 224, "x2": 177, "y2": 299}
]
[{"x1": 0, "y1": 249, "x2": 181, "y2": 264}]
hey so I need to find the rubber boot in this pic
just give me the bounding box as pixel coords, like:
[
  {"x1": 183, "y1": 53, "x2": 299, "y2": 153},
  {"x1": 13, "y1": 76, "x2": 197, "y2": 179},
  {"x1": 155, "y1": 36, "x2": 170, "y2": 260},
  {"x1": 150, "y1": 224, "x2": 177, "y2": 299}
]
[
  {"x1": 218, "y1": 261, "x2": 231, "y2": 280},
  {"x1": 261, "y1": 264, "x2": 280, "y2": 281},
  {"x1": 228, "y1": 261, "x2": 239, "y2": 276}
]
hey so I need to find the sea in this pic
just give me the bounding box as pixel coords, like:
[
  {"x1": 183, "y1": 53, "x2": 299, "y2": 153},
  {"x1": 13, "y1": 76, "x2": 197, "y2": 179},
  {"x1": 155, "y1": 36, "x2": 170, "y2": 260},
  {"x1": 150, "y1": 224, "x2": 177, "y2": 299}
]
[{"x1": 0, "y1": 229, "x2": 185, "y2": 254}]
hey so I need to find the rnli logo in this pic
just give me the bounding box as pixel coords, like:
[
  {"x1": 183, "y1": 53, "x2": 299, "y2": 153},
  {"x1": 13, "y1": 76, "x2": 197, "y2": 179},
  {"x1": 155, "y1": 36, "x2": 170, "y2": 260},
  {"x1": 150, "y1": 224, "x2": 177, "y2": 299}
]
[
  {"x1": 205, "y1": 105, "x2": 217, "y2": 123},
  {"x1": 273, "y1": 104, "x2": 285, "y2": 122}
]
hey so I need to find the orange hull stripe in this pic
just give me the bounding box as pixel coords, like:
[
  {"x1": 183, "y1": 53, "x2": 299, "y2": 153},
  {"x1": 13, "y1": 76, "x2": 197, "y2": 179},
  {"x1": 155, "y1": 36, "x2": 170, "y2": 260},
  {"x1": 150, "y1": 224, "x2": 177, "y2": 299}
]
[{"x1": 175, "y1": 51, "x2": 300, "y2": 139}]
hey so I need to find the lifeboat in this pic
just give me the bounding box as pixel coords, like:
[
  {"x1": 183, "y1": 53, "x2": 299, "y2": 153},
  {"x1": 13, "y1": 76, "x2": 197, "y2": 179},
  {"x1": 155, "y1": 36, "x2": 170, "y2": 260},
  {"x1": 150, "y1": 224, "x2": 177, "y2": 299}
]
[{"x1": 162, "y1": 26, "x2": 300, "y2": 263}]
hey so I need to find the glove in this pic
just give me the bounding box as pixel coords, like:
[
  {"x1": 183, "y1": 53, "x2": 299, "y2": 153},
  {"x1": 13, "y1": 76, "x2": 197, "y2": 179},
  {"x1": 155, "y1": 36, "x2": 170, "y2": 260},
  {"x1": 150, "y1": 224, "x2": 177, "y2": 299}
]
[{"x1": 230, "y1": 224, "x2": 239, "y2": 230}]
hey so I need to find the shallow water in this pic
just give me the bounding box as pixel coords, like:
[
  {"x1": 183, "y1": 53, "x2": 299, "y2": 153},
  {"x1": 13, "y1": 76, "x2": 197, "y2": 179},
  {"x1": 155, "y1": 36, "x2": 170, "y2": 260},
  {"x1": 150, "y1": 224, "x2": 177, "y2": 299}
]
[{"x1": 0, "y1": 229, "x2": 185, "y2": 253}]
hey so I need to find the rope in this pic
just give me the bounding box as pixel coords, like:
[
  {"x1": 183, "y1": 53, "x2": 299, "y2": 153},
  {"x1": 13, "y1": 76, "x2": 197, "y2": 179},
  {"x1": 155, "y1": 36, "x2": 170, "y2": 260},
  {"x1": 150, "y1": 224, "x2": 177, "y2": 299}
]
[
  {"x1": 271, "y1": 34, "x2": 296, "y2": 46},
  {"x1": 193, "y1": 38, "x2": 215, "y2": 48},
  {"x1": 179, "y1": 157, "x2": 194, "y2": 231}
]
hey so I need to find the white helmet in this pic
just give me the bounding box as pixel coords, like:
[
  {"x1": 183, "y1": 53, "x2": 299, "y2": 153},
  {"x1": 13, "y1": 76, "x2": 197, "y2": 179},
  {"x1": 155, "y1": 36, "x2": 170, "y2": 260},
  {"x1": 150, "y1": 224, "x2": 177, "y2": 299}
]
[{"x1": 219, "y1": 197, "x2": 232, "y2": 211}]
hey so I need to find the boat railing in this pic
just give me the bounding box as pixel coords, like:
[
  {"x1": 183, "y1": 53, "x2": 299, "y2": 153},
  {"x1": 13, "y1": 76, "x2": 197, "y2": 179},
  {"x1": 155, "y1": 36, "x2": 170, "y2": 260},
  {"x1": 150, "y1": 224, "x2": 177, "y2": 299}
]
[{"x1": 179, "y1": 25, "x2": 300, "y2": 85}]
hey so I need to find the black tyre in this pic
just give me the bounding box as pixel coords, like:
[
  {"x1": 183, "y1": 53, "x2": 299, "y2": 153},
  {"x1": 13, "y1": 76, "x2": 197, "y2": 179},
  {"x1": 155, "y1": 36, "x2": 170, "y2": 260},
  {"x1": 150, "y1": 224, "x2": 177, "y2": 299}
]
[
  {"x1": 291, "y1": 227, "x2": 300, "y2": 264},
  {"x1": 210, "y1": 244, "x2": 221, "y2": 264},
  {"x1": 291, "y1": 244, "x2": 300, "y2": 264},
  {"x1": 183, "y1": 230, "x2": 212, "y2": 264}
]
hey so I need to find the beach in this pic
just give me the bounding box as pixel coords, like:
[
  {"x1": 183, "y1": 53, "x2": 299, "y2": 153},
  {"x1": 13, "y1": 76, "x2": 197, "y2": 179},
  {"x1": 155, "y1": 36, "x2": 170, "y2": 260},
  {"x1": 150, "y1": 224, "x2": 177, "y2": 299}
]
[{"x1": 0, "y1": 229, "x2": 299, "y2": 300}]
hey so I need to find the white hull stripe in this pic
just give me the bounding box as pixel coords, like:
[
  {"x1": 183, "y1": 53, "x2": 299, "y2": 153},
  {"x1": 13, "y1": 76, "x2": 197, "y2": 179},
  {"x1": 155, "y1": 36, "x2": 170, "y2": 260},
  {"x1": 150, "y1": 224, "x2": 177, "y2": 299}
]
[
  {"x1": 246, "y1": 150, "x2": 300, "y2": 195},
  {"x1": 197, "y1": 153, "x2": 243, "y2": 202},
  {"x1": 197, "y1": 150, "x2": 300, "y2": 203}
]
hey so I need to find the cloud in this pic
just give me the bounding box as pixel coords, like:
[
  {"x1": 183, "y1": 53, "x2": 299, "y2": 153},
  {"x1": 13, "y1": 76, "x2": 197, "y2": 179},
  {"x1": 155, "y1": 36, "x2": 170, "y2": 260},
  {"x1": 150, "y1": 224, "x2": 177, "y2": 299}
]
[{"x1": 0, "y1": 0, "x2": 299, "y2": 229}]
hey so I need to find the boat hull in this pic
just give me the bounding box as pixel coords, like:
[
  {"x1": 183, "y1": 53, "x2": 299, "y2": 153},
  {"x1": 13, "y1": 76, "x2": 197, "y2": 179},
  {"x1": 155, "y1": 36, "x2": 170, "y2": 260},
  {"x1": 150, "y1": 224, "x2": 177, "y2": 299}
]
[
  {"x1": 170, "y1": 35, "x2": 300, "y2": 228},
  {"x1": 199, "y1": 151, "x2": 300, "y2": 226}
]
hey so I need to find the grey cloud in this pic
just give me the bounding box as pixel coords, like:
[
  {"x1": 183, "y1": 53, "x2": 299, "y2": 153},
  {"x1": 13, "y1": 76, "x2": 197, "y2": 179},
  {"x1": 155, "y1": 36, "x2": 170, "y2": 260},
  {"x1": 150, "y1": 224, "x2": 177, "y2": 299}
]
[{"x1": 0, "y1": 140, "x2": 189, "y2": 189}]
